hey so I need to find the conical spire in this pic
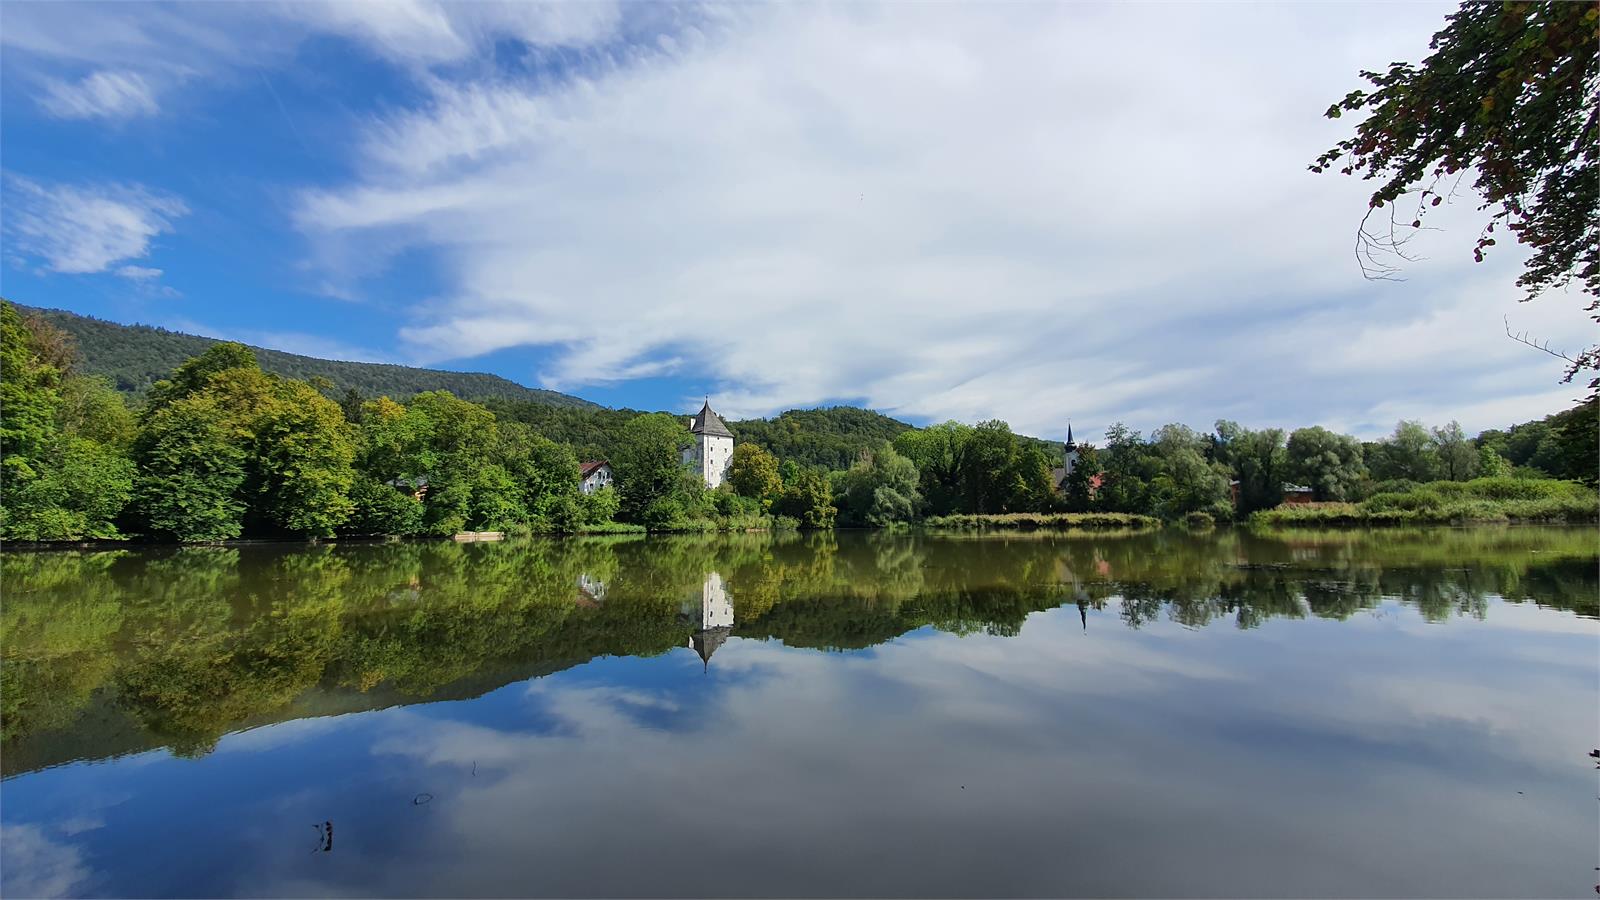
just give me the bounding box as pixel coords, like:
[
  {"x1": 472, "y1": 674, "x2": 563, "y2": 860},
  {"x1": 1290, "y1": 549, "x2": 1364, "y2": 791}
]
[
  {"x1": 689, "y1": 399, "x2": 734, "y2": 438},
  {"x1": 1065, "y1": 421, "x2": 1075, "y2": 449}
]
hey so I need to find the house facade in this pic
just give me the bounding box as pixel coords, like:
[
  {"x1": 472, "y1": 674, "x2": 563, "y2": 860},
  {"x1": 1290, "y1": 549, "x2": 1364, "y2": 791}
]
[
  {"x1": 579, "y1": 461, "x2": 613, "y2": 494},
  {"x1": 682, "y1": 400, "x2": 735, "y2": 489}
]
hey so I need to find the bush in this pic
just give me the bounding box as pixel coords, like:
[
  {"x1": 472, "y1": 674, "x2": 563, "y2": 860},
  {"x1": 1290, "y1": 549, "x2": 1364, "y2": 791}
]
[{"x1": 1182, "y1": 511, "x2": 1215, "y2": 529}]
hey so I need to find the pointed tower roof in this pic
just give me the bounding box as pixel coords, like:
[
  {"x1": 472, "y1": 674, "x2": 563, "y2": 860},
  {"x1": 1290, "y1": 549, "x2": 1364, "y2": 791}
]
[
  {"x1": 689, "y1": 400, "x2": 734, "y2": 438},
  {"x1": 1065, "y1": 421, "x2": 1076, "y2": 450},
  {"x1": 691, "y1": 626, "x2": 731, "y2": 669}
]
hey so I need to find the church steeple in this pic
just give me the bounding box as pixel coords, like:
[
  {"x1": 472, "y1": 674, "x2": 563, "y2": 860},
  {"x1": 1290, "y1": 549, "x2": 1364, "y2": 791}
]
[{"x1": 1066, "y1": 421, "x2": 1075, "y2": 449}]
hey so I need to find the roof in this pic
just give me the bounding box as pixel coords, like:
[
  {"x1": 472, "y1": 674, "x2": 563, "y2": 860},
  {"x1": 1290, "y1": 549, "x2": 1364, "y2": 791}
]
[
  {"x1": 579, "y1": 460, "x2": 610, "y2": 478},
  {"x1": 691, "y1": 625, "x2": 731, "y2": 668},
  {"x1": 688, "y1": 401, "x2": 734, "y2": 438}
]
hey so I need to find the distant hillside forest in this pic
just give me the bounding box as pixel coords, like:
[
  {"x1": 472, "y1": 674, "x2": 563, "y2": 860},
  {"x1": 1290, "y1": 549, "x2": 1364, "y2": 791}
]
[
  {"x1": 2, "y1": 299, "x2": 1591, "y2": 544},
  {"x1": 14, "y1": 302, "x2": 1052, "y2": 472},
  {"x1": 13, "y1": 303, "x2": 596, "y2": 409}
]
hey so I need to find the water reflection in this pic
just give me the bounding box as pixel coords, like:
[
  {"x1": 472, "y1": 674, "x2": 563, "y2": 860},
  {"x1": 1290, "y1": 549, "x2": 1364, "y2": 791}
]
[
  {"x1": 1, "y1": 528, "x2": 1594, "y2": 775},
  {"x1": 683, "y1": 571, "x2": 733, "y2": 668},
  {"x1": 0, "y1": 527, "x2": 1595, "y2": 897}
]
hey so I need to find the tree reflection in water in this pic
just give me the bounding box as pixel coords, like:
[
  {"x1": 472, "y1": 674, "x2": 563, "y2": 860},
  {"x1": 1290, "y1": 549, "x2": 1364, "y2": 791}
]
[{"x1": 2, "y1": 526, "x2": 1593, "y2": 774}]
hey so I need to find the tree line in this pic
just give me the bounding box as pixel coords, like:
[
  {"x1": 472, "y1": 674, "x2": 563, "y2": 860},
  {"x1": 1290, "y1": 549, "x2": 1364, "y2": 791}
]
[{"x1": 3, "y1": 300, "x2": 1592, "y2": 542}]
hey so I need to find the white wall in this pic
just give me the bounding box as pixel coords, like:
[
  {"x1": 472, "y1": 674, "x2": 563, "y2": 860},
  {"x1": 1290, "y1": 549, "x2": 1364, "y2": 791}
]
[{"x1": 702, "y1": 434, "x2": 733, "y2": 488}]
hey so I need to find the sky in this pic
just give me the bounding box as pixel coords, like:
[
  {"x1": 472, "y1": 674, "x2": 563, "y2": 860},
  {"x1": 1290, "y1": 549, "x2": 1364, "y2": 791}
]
[{"x1": 0, "y1": 0, "x2": 1590, "y2": 441}]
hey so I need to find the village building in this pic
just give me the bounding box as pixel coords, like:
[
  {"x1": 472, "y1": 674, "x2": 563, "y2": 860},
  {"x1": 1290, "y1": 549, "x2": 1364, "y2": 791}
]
[
  {"x1": 579, "y1": 461, "x2": 613, "y2": 494},
  {"x1": 1051, "y1": 423, "x2": 1102, "y2": 496},
  {"x1": 682, "y1": 400, "x2": 735, "y2": 489}
]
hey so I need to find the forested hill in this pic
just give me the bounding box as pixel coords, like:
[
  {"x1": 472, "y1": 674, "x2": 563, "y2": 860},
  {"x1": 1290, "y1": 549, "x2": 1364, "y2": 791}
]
[
  {"x1": 14, "y1": 303, "x2": 597, "y2": 408},
  {"x1": 483, "y1": 401, "x2": 1066, "y2": 471},
  {"x1": 482, "y1": 400, "x2": 927, "y2": 470},
  {"x1": 13, "y1": 301, "x2": 1061, "y2": 471}
]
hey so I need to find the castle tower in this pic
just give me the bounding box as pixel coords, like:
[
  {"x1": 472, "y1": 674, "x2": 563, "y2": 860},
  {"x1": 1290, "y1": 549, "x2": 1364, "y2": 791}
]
[{"x1": 683, "y1": 400, "x2": 735, "y2": 488}]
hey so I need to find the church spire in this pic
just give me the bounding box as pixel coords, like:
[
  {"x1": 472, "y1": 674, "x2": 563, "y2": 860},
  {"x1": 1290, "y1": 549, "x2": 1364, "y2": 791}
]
[{"x1": 1065, "y1": 421, "x2": 1075, "y2": 449}]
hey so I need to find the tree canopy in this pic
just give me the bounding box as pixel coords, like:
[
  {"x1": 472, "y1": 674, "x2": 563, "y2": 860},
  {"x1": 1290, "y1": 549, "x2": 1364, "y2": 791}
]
[{"x1": 1313, "y1": 1, "x2": 1599, "y2": 383}]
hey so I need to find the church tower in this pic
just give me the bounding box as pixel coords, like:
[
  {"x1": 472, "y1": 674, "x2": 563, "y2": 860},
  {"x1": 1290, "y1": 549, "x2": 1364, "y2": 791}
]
[
  {"x1": 683, "y1": 400, "x2": 735, "y2": 488},
  {"x1": 1063, "y1": 421, "x2": 1080, "y2": 476}
]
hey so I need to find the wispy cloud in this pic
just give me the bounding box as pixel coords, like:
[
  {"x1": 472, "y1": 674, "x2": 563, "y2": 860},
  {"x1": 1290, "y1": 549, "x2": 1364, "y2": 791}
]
[
  {"x1": 294, "y1": 2, "x2": 1589, "y2": 436},
  {"x1": 115, "y1": 264, "x2": 163, "y2": 281},
  {"x1": 4, "y1": 174, "x2": 186, "y2": 276},
  {"x1": 38, "y1": 70, "x2": 158, "y2": 119}
]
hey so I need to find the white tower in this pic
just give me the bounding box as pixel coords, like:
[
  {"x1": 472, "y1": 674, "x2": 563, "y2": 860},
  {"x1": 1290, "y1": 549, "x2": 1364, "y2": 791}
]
[{"x1": 683, "y1": 400, "x2": 735, "y2": 488}]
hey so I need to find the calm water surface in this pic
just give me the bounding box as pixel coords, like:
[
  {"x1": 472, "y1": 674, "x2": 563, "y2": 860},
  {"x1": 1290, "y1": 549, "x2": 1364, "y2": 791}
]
[{"x1": 2, "y1": 527, "x2": 1596, "y2": 898}]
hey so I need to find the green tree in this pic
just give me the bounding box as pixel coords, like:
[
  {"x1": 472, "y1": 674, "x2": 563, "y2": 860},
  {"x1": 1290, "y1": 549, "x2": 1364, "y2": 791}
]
[
  {"x1": 728, "y1": 443, "x2": 783, "y2": 506},
  {"x1": 1146, "y1": 427, "x2": 1232, "y2": 520},
  {"x1": 134, "y1": 395, "x2": 251, "y2": 540},
  {"x1": 776, "y1": 468, "x2": 836, "y2": 529},
  {"x1": 1370, "y1": 420, "x2": 1440, "y2": 483},
  {"x1": 405, "y1": 391, "x2": 507, "y2": 534},
  {"x1": 1477, "y1": 445, "x2": 1512, "y2": 478},
  {"x1": 893, "y1": 421, "x2": 972, "y2": 516},
  {"x1": 1313, "y1": 1, "x2": 1598, "y2": 384},
  {"x1": 1, "y1": 301, "x2": 63, "y2": 467},
  {"x1": 1286, "y1": 426, "x2": 1366, "y2": 500},
  {"x1": 578, "y1": 486, "x2": 621, "y2": 525},
  {"x1": 1, "y1": 302, "x2": 136, "y2": 540},
  {"x1": 832, "y1": 442, "x2": 922, "y2": 526},
  {"x1": 498, "y1": 423, "x2": 580, "y2": 525},
  {"x1": 1431, "y1": 420, "x2": 1478, "y2": 481},
  {"x1": 611, "y1": 413, "x2": 692, "y2": 526},
  {"x1": 1220, "y1": 422, "x2": 1289, "y2": 514},
  {"x1": 1097, "y1": 423, "x2": 1152, "y2": 514},
  {"x1": 144, "y1": 343, "x2": 261, "y2": 414},
  {"x1": 1545, "y1": 396, "x2": 1598, "y2": 484},
  {"x1": 251, "y1": 379, "x2": 356, "y2": 536},
  {"x1": 344, "y1": 477, "x2": 424, "y2": 535}
]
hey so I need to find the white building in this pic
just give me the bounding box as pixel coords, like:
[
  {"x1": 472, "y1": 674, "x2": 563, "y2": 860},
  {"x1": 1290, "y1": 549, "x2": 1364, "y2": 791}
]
[
  {"x1": 681, "y1": 571, "x2": 734, "y2": 668},
  {"x1": 682, "y1": 400, "x2": 735, "y2": 489},
  {"x1": 579, "y1": 461, "x2": 613, "y2": 494}
]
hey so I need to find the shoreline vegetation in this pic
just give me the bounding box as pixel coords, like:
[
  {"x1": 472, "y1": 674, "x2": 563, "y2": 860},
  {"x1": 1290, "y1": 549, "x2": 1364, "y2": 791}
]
[
  {"x1": 1250, "y1": 477, "x2": 1596, "y2": 526},
  {"x1": 3, "y1": 299, "x2": 1596, "y2": 546}
]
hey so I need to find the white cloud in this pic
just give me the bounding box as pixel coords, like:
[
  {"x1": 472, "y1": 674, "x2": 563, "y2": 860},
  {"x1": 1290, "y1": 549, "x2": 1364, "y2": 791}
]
[
  {"x1": 0, "y1": 825, "x2": 91, "y2": 899},
  {"x1": 4, "y1": 175, "x2": 186, "y2": 276},
  {"x1": 294, "y1": 2, "x2": 1589, "y2": 438},
  {"x1": 39, "y1": 70, "x2": 158, "y2": 119},
  {"x1": 1, "y1": 2, "x2": 1585, "y2": 435},
  {"x1": 115, "y1": 264, "x2": 162, "y2": 280}
]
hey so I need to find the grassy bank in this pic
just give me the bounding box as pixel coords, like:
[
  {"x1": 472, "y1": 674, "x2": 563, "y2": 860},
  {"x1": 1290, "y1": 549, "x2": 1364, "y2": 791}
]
[
  {"x1": 923, "y1": 512, "x2": 1162, "y2": 531},
  {"x1": 1251, "y1": 477, "x2": 1596, "y2": 526}
]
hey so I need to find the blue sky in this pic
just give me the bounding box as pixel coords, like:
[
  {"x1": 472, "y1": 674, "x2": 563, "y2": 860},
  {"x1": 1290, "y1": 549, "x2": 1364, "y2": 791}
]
[{"x1": 0, "y1": 1, "x2": 1589, "y2": 439}]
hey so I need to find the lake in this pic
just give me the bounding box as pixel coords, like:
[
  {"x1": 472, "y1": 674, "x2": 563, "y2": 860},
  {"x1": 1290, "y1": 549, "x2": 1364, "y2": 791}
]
[{"x1": 2, "y1": 527, "x2": 1596, "y2": 898}]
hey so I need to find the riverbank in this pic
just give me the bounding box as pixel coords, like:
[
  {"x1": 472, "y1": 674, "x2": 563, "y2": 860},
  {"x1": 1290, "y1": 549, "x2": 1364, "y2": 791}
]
[
  {"x1": 1250, "y1": 477, "x2": 1596, "y2": 527},
  {"x1": 922, "y1": 512, "x2": 1161, "y2": 531}
]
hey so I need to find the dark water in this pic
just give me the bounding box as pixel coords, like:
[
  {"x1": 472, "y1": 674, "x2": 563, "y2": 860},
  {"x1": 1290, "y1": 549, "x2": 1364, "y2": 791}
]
[{"x1": 2, "y1": 527, "x2": 1596, "y2": 898}]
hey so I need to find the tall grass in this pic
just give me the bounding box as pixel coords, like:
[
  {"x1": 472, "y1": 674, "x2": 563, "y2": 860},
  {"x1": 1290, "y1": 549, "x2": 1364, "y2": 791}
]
[{"x1": 1252, "y1": 477, "x2": 1596, "y2": 526}]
